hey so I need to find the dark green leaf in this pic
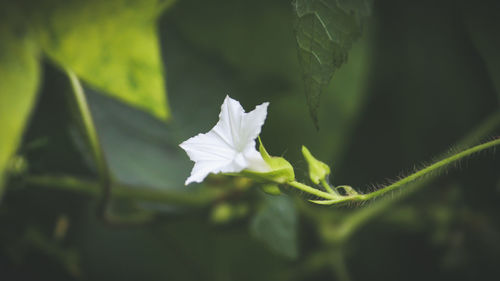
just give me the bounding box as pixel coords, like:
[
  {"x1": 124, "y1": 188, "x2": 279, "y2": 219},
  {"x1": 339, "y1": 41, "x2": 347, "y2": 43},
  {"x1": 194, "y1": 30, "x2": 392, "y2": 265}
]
[
  {"x1": 293, "y1": 0, "x2": 371, "y2": 127},
  {"x1": 85, "y1": 89, "x2": 190, "y2": 192},
  {"x1": 250, "y1": 194, "x2": 298, "y2": 259}
]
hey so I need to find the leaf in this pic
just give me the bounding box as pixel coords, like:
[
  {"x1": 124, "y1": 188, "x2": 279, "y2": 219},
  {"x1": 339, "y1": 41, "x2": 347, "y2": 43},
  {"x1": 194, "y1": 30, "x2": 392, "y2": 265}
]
[
  {"x1": 0, "y1": 11, "x2": 40, "y2": 194},
  {"x1": 293, "y1": 0, "x2": 371, "y2": 128},
  {"x1": 33, "y1": 0, "x2": 172, "y2": 120},
  {"x1": 75, "y1": 209, "x2": 289, "y2": 281},
  {"x1": 21, "y1": 63, "x2": 199, "y2": 212},
  {"x1": 84, "y1": 88, "x2": 189, "y2": 192},
  {"x1": 250, "y1": 194, "x2": 298, "y2": 259},
  {"x1": 77, "y1": 85, "x2": 202, "y2": 213}
]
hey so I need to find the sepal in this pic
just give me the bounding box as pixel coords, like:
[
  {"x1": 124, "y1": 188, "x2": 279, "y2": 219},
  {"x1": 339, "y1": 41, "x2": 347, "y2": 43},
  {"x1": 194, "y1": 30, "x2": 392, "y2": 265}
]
[{"x1": 239, "y1": 138, "x2": 295, "y2": 184}]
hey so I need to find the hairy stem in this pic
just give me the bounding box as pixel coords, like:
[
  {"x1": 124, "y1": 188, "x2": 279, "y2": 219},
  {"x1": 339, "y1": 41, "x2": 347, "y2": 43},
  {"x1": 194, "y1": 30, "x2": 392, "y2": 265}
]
[
  {"x1": 334, "y1": 111, "x2": 500, "y2": 240},
  {"x1": 285, "y1": 136, "x2": 499, "y2": 205},
  {"x1": 309, "y1": 137, "x2": 500, "y2": 206},
  {"x1": 359, "y1": 138, "x2": 500, "y2": 201}
]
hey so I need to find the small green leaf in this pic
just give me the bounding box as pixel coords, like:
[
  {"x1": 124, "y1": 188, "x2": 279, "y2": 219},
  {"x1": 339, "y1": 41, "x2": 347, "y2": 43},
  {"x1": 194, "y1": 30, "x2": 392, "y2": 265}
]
[
  {"x1": 250, "y1": 194, "x2": 298, "y2": 259},
  {"x1": 301, "y1": 145, "x2": 331, "y2": 184},
  {"x1": 0, "y1": 15, "x2": 40, "y2": 193},
  {"x1": 293, "y1": 0, "x2": 371, "y2": 127},
  {"x1": 35, "y1": 0, "x2": 173, "y2": 120}
]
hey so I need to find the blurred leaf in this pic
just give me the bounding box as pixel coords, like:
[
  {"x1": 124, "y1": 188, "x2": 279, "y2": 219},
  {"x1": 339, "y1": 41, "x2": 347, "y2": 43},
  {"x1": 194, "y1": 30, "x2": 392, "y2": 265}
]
[
  {"x1": 32, "y1": 0, "x2": 172, "y2": 120},
  {"x1": 0, "y1": 12, "x2": 40, "y2": 194},
  {"x1": 250, "y1": 194, "x2": 298, "y2": 259},
  {"x1": 84, "y1": 88, "x2": 190, "y2": 193},
  {"x1": 76, "y1": 208, "x2": 289, "y2": 281},
  {"x1": 461, "y1": 0, "x2": 500, "y2": 104},
  {"x1": 293, "y1": 0, "x2": 371, "y2": 127}
]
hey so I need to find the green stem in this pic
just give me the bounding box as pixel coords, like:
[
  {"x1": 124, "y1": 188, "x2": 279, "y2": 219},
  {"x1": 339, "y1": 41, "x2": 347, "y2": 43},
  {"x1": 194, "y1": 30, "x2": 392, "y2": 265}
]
[
  {"x1": 288, "y1": 180, "x2": 337, "y2": 200},
  {"x1": 311, "y1": 137, "x2": 500, "y2": 206},
  {"x1": 360, "y1": 138, "x2": 500, "y2": 201},
  {"x1": 67, "y1": 71, "x2": 110, "y2": 182},
  {"x1": 320, "y1": 179, "x2": 336, "y2": 194},
  {"x1": 67, "y1": 71, "x2": 118, "y2": 223},
  {"x1": 24, "y1": 175, "x2": 222, "y2": 207}
]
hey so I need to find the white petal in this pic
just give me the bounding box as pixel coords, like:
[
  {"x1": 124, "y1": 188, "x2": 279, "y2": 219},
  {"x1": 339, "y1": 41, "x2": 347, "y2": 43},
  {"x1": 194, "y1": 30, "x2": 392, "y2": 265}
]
[
  {"x1": 212, "y1": 95, "x2": 245, "y2": 150},
  {"x1": 180, "y1": 131, "x2": 235, "y2": 162},
  {"x1": 185, "y1": 154, "x2": 249, "y2": 185},
  {"x1": 180, "y1": 130, "x2": 237, "y2": 185},
  {"x1": 240, "y1": 101, "x2": 269, "y2": 147},
  {"x1": 185, "y1": 160, "x2": 229, "y2": 185}
]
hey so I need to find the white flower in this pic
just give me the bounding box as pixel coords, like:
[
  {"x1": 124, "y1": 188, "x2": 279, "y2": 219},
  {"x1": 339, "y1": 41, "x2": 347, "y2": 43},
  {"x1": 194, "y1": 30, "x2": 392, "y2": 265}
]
[{"x1": 180, "y1": 95, "x2": 271, "y2": 185}]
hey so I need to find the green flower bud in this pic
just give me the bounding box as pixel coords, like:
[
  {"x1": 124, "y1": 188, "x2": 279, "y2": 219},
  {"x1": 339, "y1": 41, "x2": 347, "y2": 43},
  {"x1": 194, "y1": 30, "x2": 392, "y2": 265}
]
[{"x1": 301, "y1": 146, "x2": 331, "y2": 185}]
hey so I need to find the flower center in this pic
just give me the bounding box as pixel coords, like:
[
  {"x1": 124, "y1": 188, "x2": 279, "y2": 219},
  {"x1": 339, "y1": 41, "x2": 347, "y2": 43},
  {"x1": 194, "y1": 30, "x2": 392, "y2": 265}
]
[{"x1": 233, "y1": 152, "x2": 247, "y2": 170}]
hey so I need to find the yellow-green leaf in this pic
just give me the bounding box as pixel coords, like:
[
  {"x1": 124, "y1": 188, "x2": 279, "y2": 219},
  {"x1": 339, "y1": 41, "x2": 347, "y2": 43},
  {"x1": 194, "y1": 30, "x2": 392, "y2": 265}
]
[
  {"x1": 34, "y1": 0, "x2": 172, "y2": 120},
  {"x1": 0, "y1": 16, "x2": 40, "y2": 193}
]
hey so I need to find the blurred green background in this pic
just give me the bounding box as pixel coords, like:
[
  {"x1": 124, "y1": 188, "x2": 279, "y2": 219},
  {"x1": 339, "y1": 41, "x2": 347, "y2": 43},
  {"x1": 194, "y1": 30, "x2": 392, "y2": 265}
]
[{"x1": 1, "y1": 0, "x2": 499, "y2": 280}]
